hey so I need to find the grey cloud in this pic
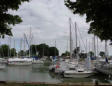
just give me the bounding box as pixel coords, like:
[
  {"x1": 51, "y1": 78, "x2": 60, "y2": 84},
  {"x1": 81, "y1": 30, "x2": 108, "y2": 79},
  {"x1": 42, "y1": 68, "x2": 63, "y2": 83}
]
[{"x1": 4, "y1": 0, "x2": 111, "y2": 55}]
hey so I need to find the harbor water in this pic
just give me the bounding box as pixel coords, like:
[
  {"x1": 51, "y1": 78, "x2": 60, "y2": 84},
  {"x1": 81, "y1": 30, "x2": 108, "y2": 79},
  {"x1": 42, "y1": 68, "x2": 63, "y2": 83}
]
[{"x1": 0, "y1": 63, "x2": 111, "y2": 83}]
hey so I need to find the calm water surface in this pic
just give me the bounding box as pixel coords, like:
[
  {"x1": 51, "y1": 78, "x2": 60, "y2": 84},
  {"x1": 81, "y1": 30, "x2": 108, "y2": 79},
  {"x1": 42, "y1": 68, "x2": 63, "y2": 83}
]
[{"x1": 0, "y1": 63, "x2": 111, "y2": 83}]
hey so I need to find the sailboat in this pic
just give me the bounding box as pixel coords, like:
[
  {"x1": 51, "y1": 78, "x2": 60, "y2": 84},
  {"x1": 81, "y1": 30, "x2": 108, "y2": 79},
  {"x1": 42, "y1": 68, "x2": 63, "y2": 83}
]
[
  {"x1": 54, "y1": 18, "x2": 76, "y2": 74},
  {"x1": 95, "y1": 40, "x2": 112, "y2": 75},
  {"x1": 8, "y1": 36, "x2": 32, "y2": 66},
  {"x1": 64, "y1": 19, "x2": 93, "y2": 78},
  {"x1": 64, "y1": 54, "x2": 93, "y2": 78}
]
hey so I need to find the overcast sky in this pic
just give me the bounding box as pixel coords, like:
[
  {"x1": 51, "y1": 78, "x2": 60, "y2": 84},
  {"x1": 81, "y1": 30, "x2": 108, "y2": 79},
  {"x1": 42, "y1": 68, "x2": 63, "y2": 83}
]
[{"x1": 1, "y1": 0, "x2": 112, "y2": 55}]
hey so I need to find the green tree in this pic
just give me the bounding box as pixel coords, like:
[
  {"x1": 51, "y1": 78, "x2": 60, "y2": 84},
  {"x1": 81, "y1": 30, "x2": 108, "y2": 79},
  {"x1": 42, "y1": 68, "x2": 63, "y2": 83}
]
[
  {"x1": 36, "y1": 44, "x2": 49, "y2": 57},
  {"x1": 0, "y1": 0, "x2": 29, "y2": 37},
  {"x1": 28, "y1": 44, "x2": 59, "y2": 57},
  {"x1": 49, "y1": 47, "x2": 59, "y2": 56},
  {"x1": 10, "y1": 48, "x2": 17, "y2": 57},
  {"x1": 18, "y1": 50, "x2": 25, "y2": 56},
  {"x1": 61, "y1": 51, "x2": 70, "y2": 56},
  {"x1": 30, "y1": 45, "x2": 37, "y2": 56},
  {"x1": 99, "y1": 51, "x2": 105, "y2": 57},
  {"x1": 0, "y1": 46, "x2": 4, "y2": 57},
  {"x1": 65, "y1": 0, "x2": 112, "y2": 41},
  {"x1": 0, "y1": 44, "x2": 10, "y2": 57},
  {"x1": 89, "y1": 51, "x2": 94, "y2": 57}
]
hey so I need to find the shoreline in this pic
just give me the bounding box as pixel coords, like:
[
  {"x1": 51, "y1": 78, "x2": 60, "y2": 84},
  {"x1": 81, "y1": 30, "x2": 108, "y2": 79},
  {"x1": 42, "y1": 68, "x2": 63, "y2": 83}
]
[{"x1": 0, "y1": 81, "x2": 111, "y2": 86}]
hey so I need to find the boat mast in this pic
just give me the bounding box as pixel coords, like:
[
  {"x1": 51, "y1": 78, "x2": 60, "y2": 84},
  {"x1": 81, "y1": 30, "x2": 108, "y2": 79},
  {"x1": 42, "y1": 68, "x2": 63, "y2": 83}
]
[
  {"x1": 105, "y1": 40, "x2": 108, "y2": 57},
  {"x1": 20, "y1": 39, "x2": 23, "y2": 57},
  {"x1": 67, "y1": 39, "x2": 69, "y2": 56},
  {"x1": 74, "y1": 22, "x2": 79, "y2": 61},
  {"x1": 24, "y1": 33, "x2": 29, "y2": 57},
  {"x1": 96, "y1": 37, "x2": 99, "y2": 56},
  {"x1": 28, "y1": 27, "x2": 33, "y2": 57},
  {"x1": 42, "y1": 44, "x2": 44, "y2": 57},
  {"x1": 88, "y1": 39, "x2": 91, "y2": 53},
  {"x1": 69, "y1": 18, "x2": 72, "y2": 59},
  {"x1": 54, "y1": 40, "x2": 56, "y2": 56},
  {"x1": 75, "y1": 22, "x2": 77, "y2": 50},
  {"x1": 23, "y1": 35, "x2": 26, "y2": 56},
  {"x1": 29, "y1": 28, "x2": 31, "y2": 57},
  {"x1": 93, "y1": 35, "x2": 96, "y2": 57},
  {"x1": 86, "y1": 39, "x2": 88, "y2": 54},
  {"x1": 14, "y1": 39, "x2": 16, "y2": 57}
]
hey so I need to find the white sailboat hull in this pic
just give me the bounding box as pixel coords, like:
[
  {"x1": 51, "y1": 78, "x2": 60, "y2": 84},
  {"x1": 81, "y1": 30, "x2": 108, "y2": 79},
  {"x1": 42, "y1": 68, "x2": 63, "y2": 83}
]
[
  {"x1": 64, "y1": 71, "x2": 93, "y2": 78},
  {"x1": 8, "y1": 58, "x2": 33, "y2": 66},
  {"x1": 8, "y1": 62, "x2": 32, "y2": 66},
  {"x1": 64, "y1": 72, "x2": 92, "y2": 78}
]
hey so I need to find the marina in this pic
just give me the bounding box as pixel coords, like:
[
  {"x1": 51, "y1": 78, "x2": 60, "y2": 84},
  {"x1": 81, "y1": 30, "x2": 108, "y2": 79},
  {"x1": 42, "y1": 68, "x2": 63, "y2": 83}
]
[
  {"x1": 1, "y1": 0, "x2": 112, "y2": 85},
  {"x1": 0, "y1": 58, "x2": 112, "y2": 84},
  {"x1": 0, "y1": 17, "x2": 112, "y2": 85}
]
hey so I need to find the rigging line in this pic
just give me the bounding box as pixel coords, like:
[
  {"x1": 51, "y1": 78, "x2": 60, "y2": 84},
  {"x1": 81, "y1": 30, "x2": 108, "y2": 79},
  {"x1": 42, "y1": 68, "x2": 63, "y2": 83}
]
[
  {"x1": 24, "y1": 33, "x2": 30, "y2": 49},
  {"x1": 70, "y1": 20, "x2": 76, "y2": 49},
  {"x1": 76, "y1": 23, "x2": 86, "y2": 52},
  {"x1": 96, "y1": 37, "x2": 99, "y2": 56},
  {"x1": 69, "y1": 18, "x2": 73, "y2": 59}
]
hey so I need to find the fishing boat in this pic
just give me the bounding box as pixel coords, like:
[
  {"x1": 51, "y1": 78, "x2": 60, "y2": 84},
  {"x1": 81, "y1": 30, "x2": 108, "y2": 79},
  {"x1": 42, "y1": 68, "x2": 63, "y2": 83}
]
[{"x1": 8, "y1": 58, "x2": 32, "y2": 66}]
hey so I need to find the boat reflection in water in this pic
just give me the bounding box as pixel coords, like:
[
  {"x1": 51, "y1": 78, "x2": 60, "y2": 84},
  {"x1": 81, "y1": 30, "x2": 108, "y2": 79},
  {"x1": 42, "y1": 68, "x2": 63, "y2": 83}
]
[{"x1": 6, "y1": 66, "x2": 32, "y2": 82}]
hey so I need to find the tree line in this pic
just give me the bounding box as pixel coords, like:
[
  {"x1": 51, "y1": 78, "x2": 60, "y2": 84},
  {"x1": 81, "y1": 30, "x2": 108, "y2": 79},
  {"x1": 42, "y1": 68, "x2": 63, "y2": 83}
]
[
  {"x1": 62, "y1": 47, "x2": 106, "y2": 58},
  {"x1": 0, "y1": 43, "x2": 59, "y2": 58}
]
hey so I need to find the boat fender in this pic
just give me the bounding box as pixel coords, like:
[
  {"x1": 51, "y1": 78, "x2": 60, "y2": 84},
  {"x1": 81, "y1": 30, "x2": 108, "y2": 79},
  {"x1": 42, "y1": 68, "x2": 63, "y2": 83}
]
[{"x1": 56, "y1": 65, "x2": 59, "y2": 68}]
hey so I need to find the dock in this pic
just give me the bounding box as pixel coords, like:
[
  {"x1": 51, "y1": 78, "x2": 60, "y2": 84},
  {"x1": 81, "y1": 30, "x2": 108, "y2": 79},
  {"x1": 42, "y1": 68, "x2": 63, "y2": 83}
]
[{"x1": 0, "y1": 82, "x2": 112, "y2": 86}]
